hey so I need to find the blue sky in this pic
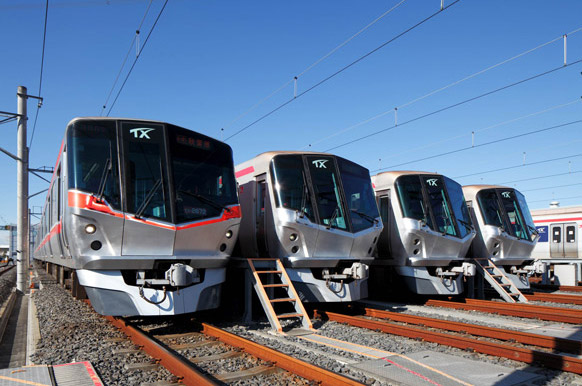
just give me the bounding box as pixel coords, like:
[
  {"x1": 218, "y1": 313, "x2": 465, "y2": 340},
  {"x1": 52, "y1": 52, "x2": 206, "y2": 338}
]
[{"x1": 1, "y1": 0, "x2": 581, "y2": 244}]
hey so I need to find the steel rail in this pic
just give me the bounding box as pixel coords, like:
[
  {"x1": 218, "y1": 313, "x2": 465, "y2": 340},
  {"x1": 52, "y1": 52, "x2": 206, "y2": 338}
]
[
  {"x1": 315, "y1": 310, "x2": 582, "y2": 375},
  {"x1": 0, "y1": 265, "x2": 15, "y2": 276},
  {"x1": 201, "y1": 323, "x2": 364, "y2": 386},
  {"x1": 532, "y1": 284, "x2": 582, "y2": 293},
  {"x1": 528, "y1": 292, "x2": 582, "y2": 305},
  {"x1": 463, "y1": 298, "x2": 582, "y2": 317},
  {"x1": 105, "y1": 316, "x2": 219, "y2": 386},
  {"x1": 362, "y1": 307, "x2": 582, "y2": 354},
  {"x1": 425, "y1": 299, "x2": 582, "y2": 324}
]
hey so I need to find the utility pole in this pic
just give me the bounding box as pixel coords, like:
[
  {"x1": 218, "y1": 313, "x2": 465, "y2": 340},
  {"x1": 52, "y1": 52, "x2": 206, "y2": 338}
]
[{"x1": 16, "y1": 86, "x2": 29, "y2": 293}]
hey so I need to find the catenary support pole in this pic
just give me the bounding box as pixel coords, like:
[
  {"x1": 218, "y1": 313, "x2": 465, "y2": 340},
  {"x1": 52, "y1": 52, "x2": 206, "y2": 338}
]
[{"x1": 17, "y1": 86, "x2": 29, "y2": 293}]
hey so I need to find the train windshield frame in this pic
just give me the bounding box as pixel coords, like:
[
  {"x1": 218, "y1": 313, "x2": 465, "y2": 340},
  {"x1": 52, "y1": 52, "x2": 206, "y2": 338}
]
[
  {"x1": 68, "y1": 119, "x2": 237, "y2": 224},
  {"x1": 476, "y1": 188, "x2": 536, "y2": 242},
  {"x1": 169, "y1": 124, "x2": 238, "y2": 223},
  {"x1": 270, "y1": 154, "x2": 378, "y2": 233},
  {"x1": 395, "y1": 175, "x2": 468, "y2": 238},
  {"x1": 67, "y1": 120, "x2": 121, "y2": 210}
]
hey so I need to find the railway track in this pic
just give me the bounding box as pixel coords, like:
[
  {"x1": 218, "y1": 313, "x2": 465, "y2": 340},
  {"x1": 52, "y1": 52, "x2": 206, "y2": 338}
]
[
  {"x1": 424, "y1": 298, "x2": 582, "y2": 324},
  {"x1": 0, "y1": 265, "x2": 15, "y2": 277},
  {"x1": 106, "y1": 316, "x2": 364, "y2": 386},
  {"x1": 314, "y1": 308, "x2": 582, "y2": 375},
  {"x1": 526, "y1": 292, "x2": 582, "y2": 305}
]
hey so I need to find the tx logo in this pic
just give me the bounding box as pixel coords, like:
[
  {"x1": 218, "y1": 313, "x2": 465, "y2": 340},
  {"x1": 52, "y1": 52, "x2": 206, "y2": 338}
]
[
  {"x1": 501, "y1": 191, "x2": 511, "y2": 198},
  {"x1": 129, "y1": 128, "x2": 155, "y2": 139},
  {"x1": 426, "y1": 178, "x2": 438, "y2": 187},
  {"x1": 312, "y1": 159, "x2": 328, "y2": 169}
]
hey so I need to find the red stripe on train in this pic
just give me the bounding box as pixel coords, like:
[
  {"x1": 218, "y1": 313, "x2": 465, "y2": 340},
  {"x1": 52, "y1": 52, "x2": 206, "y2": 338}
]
[
  {"x1": 235, "y1": 166, "x2": 255, "y2": 178},
  {"x1": 533, "y1": 217, "x2": 582, "y2": 224}
]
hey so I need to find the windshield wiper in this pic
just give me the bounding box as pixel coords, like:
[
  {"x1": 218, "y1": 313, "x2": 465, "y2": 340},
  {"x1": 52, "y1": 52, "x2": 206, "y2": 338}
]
[
  {"x1": 179, "y1": 190, "x2": 231, "y2": 213},
  {"x1": 457, "y1": 218, "x2": 473, "y2": 232},
  {"x1": 95, "y1": 158, "x2": 111, "y2": 203},
  {"x1": 350, "y1": 209, "x2": 378, "y2": 224},
  {"x1": 135, "y1": 179, "x2": 162, "y2": 219},
  {"x1": 326, "y1": 207, "x2": 339, "y2": 230}
]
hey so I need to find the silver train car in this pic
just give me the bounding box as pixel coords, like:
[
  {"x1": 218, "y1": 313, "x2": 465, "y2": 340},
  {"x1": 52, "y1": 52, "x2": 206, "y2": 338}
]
[
  {"x1": 462, "y1": 185, "x2": 542, "y2": 289},
  {"x1": 235, "y1": 151, "x2": 383, "y2": 302},
  {"x1": 371, "y1": 171, "x2": 476, "y2": 295},
  {"x1": 34, "y1": 117, "x2": 241, "y2": 316}
]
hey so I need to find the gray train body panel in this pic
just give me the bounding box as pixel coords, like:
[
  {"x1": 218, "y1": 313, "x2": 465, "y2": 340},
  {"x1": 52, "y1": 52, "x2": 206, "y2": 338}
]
[
  {"x1": 34, "y1": 117, "x2": 240, "y2": 315},
  {"x1": 372, "y1": 171, "x2": 476, "y2": 295},
  {"x1": 236, "y1": 151, "x2": 382, "y2": 302},
  {"x1": 462, "y1": 185, "x2": 541, "y2": 289}
]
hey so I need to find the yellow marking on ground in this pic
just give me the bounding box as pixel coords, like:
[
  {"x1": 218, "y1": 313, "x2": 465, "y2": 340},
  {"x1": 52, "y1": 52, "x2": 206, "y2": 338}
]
[
  {"x1": 299, "y1": 334, "x2": 473, "y2": 386},
  {"x1": 0, "y1": 375, "x2": 51, "y2": 386}
]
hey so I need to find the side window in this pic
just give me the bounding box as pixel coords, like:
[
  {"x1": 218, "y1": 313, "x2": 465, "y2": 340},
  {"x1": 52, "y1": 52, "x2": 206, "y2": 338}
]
[
  {"x1": 553, "y1": 227, "x2": 561, "y2": 243},
  {"x1": 566, "y1": 225, "x2": 576, "y2": 243}
]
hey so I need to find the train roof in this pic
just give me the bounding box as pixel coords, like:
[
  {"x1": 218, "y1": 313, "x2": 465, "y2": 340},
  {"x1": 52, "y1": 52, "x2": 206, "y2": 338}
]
[
  {"x1": 371, "y1": 170, "x2": 442, "y2": 190},
  {"x1": 530, "y1": 205, "x2": 582, "y2": 216},
  {"x1": 68, "y1": 117, "x2": 168, "y2": 125},
  {"x1": 461, "y1": 184, "x2": 515, "y2": 197},
  {"x1": 235, "y1": 151, "x2": 334, "y2": 180}
]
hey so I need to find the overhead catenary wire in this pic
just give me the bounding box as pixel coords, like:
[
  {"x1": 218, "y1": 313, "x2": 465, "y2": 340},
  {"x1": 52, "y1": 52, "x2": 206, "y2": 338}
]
[
  {"x1": 106, "y1": 0, "x2": 169, "y2": 117},
  {"x1": 452, "y1": 152, "x2": 582, "y2": 179},
  {"x1": 224, "y1": 0, "x2": 461, "y2": 141},
  {"x1": 497, "y1": 170, "x2": 582, "y2": 185},
  {"x1": 522, "y1": 182, "x2": 582, "y2": 192},
  {"x1": 304, "y1": 26, "x2": 582, "y2": 149},
  {"x1": 28, "y1": 0, "x2": 49, "y2": 149},
  {"x1": 325, "y1": 59, "x2": 582, "y2": 153},
  {"x1": 220, "y1": 0, "x2": 409, "y2": 133},
  {"x1": 100, "y1": 0, "x2": 154, "y2": 116},
  {"x1": 374, "y1": 119, "x2": 582, "y2": 171},
  {"x1": 364, "y1": 98, "x2": 581, "y2": 164},
  {"x1": 528, "y1": 195, "x2": 582, "y2": 204}
]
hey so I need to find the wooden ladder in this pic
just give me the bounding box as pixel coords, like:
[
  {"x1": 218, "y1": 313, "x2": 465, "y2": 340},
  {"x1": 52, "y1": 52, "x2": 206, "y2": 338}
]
[
  {"x1": 247, "y1": 258, "x2": 313, "y2": 333},
  {"x1": 473, "y1": 258, "x2": 528, "y2": 303}
]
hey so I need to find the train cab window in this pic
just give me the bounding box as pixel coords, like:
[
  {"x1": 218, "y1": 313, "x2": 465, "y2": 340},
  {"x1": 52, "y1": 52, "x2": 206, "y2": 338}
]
[
  {"x1": 337, "y1": 157, "x2": 379, "y2": 232},
  {"x1": 498, "y1": 190, "x2": 530, "y2": 241},
  {"x1": 307, "y1": 156, "x2": 347, "y2": 230},
  {"x1": 515, "y1": 190, "x2": 537, "y2": 242},
  {"x1": 566, "y1": 226, "x2": 576, "y2": 243},
  {"x1": 270, "y1": 155, "x2": 315, "y2": 221},
  {"x1": 423, "y1": 176, "x2": 457, "y2": 237},
  {"x1": 395, "y1": 175, "x2": 434, "y2": 230},
  {"x1": 444, "y1": 177, "x2": 472, "y2": 238},
  {"x1": 68, "y1": 120, "x2": 121, "y2": 210},
  {"x1": 477, "y1": 190, "x2": 506, "y2": 229},
  {"x1": 123, "y1": 122, "x2": 170, "y2": 221},
  {"x1": 169, "y1": 125, "x2": 237, "y2": 223}
]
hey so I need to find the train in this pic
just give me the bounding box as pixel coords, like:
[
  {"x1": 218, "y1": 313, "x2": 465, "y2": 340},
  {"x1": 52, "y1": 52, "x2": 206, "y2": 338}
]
[
  {"x1": 371, "y1": 171, "x2": 476, "y2": 295},
  {"x1": 34, "y1": 117, "x2": 241, "y2": 316},
  {"x1": 234, "y1": 151, "x2": 383, "y2": 302},
  {"x1": 530, "y1": 205, "x2": 581, "y2": 285},
  {"x1": 462, "y1": 185, "x2": 543, "y2": 289}
]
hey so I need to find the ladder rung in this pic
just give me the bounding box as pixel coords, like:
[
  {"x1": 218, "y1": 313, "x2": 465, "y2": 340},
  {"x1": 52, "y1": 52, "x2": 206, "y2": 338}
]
[
  {"x1": 249, "y1": 258, "x2": 277, "y2": 261},
  {"x1": 263, "y1": 284, "x2": 289, "y2": 288},
  {"x1": 484, "y1": 266, "x2": 495, "y2": 269},
  {"x1": 256, "y1": 270, "x2": 282, "y2": 274},
  {"x1": 509, "y1": 293, "x2": 521, "y2": 297},
  {"x1": 491, "y1": 275, "x2": 503, "y2": 278},
  {"x1": 277, "y1": 313, "x2": 303, "y2": 319},
  {"x1": 270, "y1": 298, "x2": 296, "y2": 303},
  {"x1": 500, "y1": 283, "x2": 512, "y2": 287}
]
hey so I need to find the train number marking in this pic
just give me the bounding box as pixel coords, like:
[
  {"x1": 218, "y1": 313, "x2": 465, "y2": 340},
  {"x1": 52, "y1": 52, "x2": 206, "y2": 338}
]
[
  {"x1": 130, "y1": 128, "x2": 155, "y2": 139},
  {"x1": 426, "y1": 178, "x2": 438, "y2": 186},
  {"x1": 501, "y1": 191, "x2": 511, "y2": 198},
  {"x1": 312, "y1": 159, "x2": 328, "y2": 169}
]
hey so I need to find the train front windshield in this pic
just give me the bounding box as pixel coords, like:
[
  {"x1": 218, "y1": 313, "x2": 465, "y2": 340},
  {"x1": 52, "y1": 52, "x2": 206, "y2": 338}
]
[
  {"x1": 68, "y1": 120, "x2": 237, "y2": 223},
  {"x1": 477, "y1": 189, "x2": 536, "y2": 242},
  {"x1": 270, "y1": 155, "x2": 378, "y2": 233},
  {"x1": 395, "y1": 175, "x2": 472, "y2": 238}
]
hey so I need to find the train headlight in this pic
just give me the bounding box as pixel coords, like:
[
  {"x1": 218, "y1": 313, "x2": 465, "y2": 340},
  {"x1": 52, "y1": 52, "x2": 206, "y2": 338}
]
[
  {"x1": 85, "y1": 224, "x2": 97, "y2": 234},
  {"x1": 225, "y1": 230, "x2": 233, "y2": 239},
  {"x1": 289, "y1": 233, "x2": 298, "y2": 241},
  {"x1": 493, "y1": 242, "x2": 500, "y2": 249}
]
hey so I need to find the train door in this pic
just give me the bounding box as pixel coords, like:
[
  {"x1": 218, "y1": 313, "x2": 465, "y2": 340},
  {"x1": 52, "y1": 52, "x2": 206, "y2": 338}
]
[
  {"x1": 255, "y1": 174, "x2": 269, "y2": 257},
  {"x1": 376, "y1": 190, "x2": 393, "y2": 258},
  {"x1": 121, "y1": 122, "x2": 175, "y2": 256},
  {"x1": 550, "y1": 223, "x2": 578, "y2": 258}
]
